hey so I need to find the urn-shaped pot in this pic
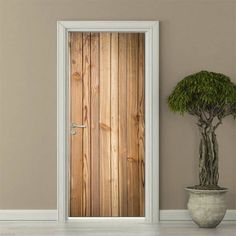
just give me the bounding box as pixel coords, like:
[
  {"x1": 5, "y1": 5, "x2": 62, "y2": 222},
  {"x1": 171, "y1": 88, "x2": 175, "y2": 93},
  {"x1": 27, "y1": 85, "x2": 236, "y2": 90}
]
[{"x1": 185, "y1": 188, "x2": 228, "y2": 228}]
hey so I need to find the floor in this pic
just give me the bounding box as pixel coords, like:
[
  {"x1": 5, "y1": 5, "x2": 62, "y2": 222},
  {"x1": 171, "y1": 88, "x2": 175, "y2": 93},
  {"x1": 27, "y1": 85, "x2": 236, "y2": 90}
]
[{"x1": 0, "y1": 221, "x2": 236, "y2": 236}]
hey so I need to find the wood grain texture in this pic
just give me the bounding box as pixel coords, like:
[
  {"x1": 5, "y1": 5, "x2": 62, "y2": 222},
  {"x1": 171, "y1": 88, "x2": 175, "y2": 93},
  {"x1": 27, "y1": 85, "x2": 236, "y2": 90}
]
[
  {"x1": 90, "y1": 33, "x2": 100, "y2": 216},
  {"x1": 118, "y1": 33, "x2": 128, "y2": 217},
  {"x1": 110, "y1": 33, "x2": 119, "y2": 216},
  {"x1": 138, "y1": 34, "x2": 145, "y2": 217},
  {"x1": 127, "y1": 33, "x2": 140, "y2": 217},
  {"x1": 82, "y1": 33, "x2": 91, "y2": 216},
  {"x1": 69, "y1": 32, "x2": 83, "y2": 217},
  {"x1": 70, "y1": 32, "x2": 145, "y2": 217},
  {"x1": 99, "y1": 33, "x2": 111, "y2": 216}
]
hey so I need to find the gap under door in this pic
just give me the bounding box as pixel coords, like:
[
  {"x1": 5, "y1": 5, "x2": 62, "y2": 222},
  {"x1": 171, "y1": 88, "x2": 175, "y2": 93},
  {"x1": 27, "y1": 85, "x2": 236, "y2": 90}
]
[{"x1": 69, "y1": 32, "x2": 145, "y2": 217}]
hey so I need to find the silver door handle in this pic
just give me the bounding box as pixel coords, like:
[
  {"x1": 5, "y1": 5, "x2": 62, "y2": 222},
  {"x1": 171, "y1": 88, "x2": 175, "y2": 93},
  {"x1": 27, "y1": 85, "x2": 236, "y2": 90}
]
[{"x1": 71, "y1": 123, "x2": 86, "y2": 129}]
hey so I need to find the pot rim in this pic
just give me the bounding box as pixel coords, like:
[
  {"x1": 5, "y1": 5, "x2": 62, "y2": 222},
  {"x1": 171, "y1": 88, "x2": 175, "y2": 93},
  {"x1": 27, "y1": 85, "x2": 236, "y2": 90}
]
[{"x1": 185, "y1": 187, "x2": 228, "y2": 194}]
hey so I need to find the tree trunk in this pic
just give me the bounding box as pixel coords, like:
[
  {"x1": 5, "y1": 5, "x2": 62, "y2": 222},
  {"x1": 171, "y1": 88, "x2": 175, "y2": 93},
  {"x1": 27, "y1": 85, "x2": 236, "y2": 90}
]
[{"x1": 199, "y1": 124, "x2": 219, "y2": 187}]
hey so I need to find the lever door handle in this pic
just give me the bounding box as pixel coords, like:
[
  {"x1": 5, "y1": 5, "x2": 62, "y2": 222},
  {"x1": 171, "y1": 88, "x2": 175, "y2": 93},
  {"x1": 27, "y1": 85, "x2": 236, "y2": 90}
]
[{"x1": 71, "y1": 123, "x2": 86, "y2": 129}]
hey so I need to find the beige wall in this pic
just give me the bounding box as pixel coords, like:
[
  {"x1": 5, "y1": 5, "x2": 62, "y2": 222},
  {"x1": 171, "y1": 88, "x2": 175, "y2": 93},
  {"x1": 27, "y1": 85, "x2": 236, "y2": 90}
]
[{"x1": 0, "y1": 0, "x2": 235, "y2": 210}]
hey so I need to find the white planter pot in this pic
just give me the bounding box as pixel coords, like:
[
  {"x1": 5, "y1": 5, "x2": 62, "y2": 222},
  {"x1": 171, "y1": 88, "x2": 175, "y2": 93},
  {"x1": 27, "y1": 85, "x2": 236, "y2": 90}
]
[{"x1": 185, "y1": 188, "x2": 228, "y2": 228}]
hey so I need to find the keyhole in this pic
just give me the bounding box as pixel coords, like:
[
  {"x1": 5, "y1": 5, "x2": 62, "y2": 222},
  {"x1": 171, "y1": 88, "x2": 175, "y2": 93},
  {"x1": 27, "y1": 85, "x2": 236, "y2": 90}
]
[{"x1": 71, "y1": 129, "x2": 76, "y2": 135}]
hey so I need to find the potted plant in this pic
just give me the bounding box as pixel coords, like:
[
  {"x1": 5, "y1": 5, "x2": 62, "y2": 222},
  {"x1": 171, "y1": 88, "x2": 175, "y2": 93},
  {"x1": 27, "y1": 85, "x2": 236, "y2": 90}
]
[{"x1": 168, "y1": 71, "x2": 236, "y2": 228}]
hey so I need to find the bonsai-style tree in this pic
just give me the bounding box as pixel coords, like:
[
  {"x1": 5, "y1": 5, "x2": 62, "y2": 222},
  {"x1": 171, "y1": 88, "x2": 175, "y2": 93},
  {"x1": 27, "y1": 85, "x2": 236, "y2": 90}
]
[{"x1": 168, "y1": 71, "x2": 236, "y2": 189}]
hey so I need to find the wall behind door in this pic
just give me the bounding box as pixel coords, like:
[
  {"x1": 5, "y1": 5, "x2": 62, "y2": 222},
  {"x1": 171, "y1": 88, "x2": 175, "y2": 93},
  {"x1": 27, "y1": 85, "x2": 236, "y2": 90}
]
[{"x1": 0, "y1": 0, "x2": 235, "y2": 210}]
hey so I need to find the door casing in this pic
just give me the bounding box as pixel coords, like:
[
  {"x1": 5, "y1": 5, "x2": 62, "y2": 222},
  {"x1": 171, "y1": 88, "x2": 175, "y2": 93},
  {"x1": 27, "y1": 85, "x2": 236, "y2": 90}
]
[{"x1": 57, "y1": 21, "x2": 159, "y2": 223}]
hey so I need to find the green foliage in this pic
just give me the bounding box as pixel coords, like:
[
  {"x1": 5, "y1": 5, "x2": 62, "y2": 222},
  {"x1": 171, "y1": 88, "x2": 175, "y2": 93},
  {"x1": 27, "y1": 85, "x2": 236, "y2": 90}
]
[{"x1": 168, "y1": 71, "x2": 236, "y2": 118}]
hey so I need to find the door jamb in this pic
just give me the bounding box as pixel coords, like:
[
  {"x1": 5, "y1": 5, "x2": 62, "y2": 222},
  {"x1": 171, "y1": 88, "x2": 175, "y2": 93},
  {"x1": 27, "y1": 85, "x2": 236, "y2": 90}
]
[{"x1": 57, "y1": 21, "x2": 159, "y2": 223}]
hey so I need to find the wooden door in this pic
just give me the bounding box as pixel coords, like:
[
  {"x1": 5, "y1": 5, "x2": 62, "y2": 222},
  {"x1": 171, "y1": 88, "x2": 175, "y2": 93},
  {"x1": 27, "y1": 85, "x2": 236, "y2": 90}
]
[{"x1": 69, "y1": 32, "x2": 145, "y2": 217}]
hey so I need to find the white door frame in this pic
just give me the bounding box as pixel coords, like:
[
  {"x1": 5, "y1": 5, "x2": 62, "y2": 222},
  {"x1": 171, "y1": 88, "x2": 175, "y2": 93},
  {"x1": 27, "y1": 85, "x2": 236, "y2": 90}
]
[{"x1": 57, "y1": 21, "x2": 159, "y2": 223}]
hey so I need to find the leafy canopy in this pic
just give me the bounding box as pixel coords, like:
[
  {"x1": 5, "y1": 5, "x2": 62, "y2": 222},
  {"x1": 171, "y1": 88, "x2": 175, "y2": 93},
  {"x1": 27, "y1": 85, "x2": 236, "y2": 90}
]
[{"x1": 168, "y1": 71, "x2": 236, "y2": 119}]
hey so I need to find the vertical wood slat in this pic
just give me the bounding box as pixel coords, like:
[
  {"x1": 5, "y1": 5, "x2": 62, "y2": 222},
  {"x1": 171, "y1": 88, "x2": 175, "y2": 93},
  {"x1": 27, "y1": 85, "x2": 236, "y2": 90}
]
[
  {"x1": 118, "y1": 33, "x2": 128, "y2": 216},
  {"x1": 82, "y1": 33, "x2": 91, "y2": 216},
  {"x1": 99, "y1": 33, "x2": 111, "y2": 216},
  {"x1": 111, "y1": 33, "x2": 119, "y2": 216},
  {"x1": 127, "y1": 33, "x2": 140, "y2": 216},
  {"x1": 69, "y1": 32, "x2": 83, "y2": 217},
  {"x1": 138, "y1": 34, "x2": 145, "y2": 216},
  {"x1": 90, "y1": 33, "x2": 100, "y2": 216}
]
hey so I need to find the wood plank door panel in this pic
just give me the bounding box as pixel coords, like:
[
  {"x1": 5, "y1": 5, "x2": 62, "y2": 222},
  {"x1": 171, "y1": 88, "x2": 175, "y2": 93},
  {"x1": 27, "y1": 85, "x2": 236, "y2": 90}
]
[
  {"x1": 69, "y1": 32, "x2": 145, "y2": 217},
  {"x1": 99, "y1": 33, "x2": 111, "y2": 217},
  {"x1": 90, "y1": 33, "x2": 100, "y2": 217},
  {"x1": 69, "y1": 33, "x2": 83, "y2": 217},
  {"x1": 118, "y1": 33, "x2": 128, "y2": 217},
  {"x1": 82, "y1": 33, "x2": 91, "y2": 216},
  {"x1": 127, "y1": 33, "x2": 140, "y2": 217}
]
